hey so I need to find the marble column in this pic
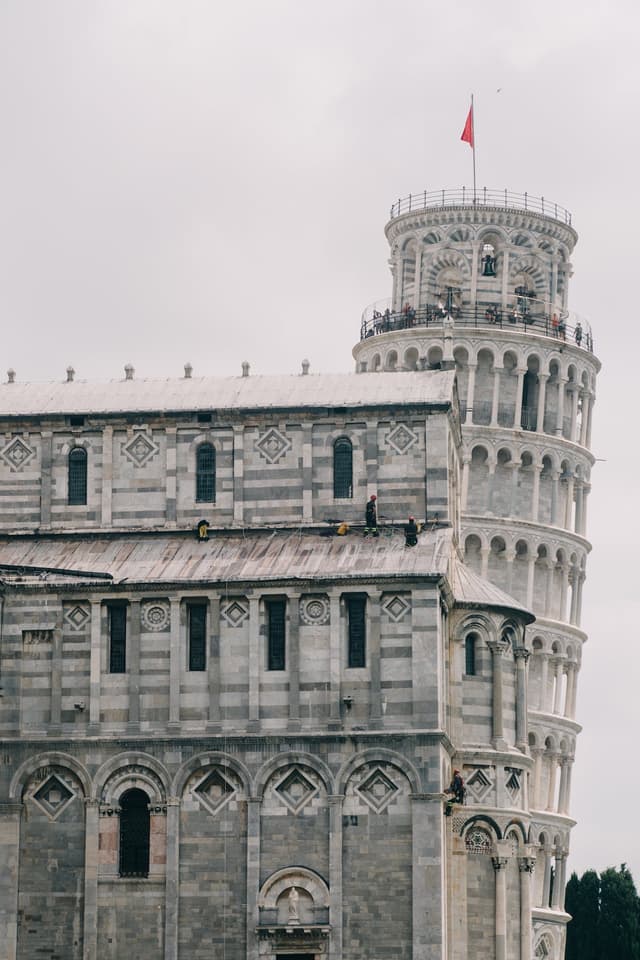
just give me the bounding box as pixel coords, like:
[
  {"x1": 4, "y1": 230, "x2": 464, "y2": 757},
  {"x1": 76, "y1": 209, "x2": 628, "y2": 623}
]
[
  {"x1": 514, "y1": 369, "x2": 526, "y2": 428},
  {"x1": 168, "y1": 598, "x2": 181, "y2": 728},
  {"x1": 550, "y1": 469, "x2": 560, "y2": 526},
  {"x1": 82, "y1": 798, "x2": 99, "y2": 960},
  {"x1": 328, "y1": 796, "x2": 344, "y2": 959},
  {"x1": 368, "y1": 591, "x2": 382, "y2": 723},
  {"x1": 461, "y1": 455, "x2": 471, "y2": 511},
  {"x1": 248, "y1": 597, "x2": 260, "y2": 728},
  {"x1": 532, "y1": 749, "x2": 543, "y2": 809},
  {"x1": 565, "y1": 664, "x2": 578, "y2": 719},
  {"x1": 569, "y1": 385, "x2": 580, "y2": 442},
  {"x1": 519, "y1": 849, "x2": 537, "y2": 960},
  {"x1": 541, "y1": 845, "x2": 553, "y2": 908},
  {"x1": 551, "y1": 848, "x2": 564, "y2": 908},
  {"x1": 514, "y1": 648, "x2": 530, "y2": 751},
  {"x1": 207, "y1": 597, "x2": 221, "y2": 727},
  {"x1": 465, "y1": 364, "x2": 477, "y2": 425},
  {"x1": 546, "y1": 755, "x2": 559, "y2": 812},
  {"x1": 288, "y1": 592, "x2": 301, "y2": 729},
  {"x1": 491, "y1": 366, "x2": 502, "y2": 426},
  {"x1": 555, "y1": 378, "x2": 567, "y2": 436},
  {"x1": 88, "y1": 599, "x2": 102, "y2": 732},
  {"x1": 539, "y1": 654, "x2": 549, "y2": 712},
  {"x1": 246, "y1": 798, "x2": 261, "y2": 960},
  {"x1": 164, "y1": 797, "x2": 181, "y2": 960},
  {"x1": 536, "y1": 374, "x2": 548, "y2": 434},
  {"x1": 489, "y1": 640, "x2": 508, "y2": 748},
  {"x1": 328, "y1": 591, "x2": 342, "y2": 725},
  {"x1": 531, "y1": 464, "x2": 542, "y2": 523},
  {"x1": 558, "y1": 759, "x2": 572, "y2": 815},
  {"x1": 128, "y1": 600, "x2": 141, "y2": 730},
  {"x1": 0, "y1": 801, "x2": 22, "y2": 960},
  {"x1": 552, "y1": 659, "x2": 564, "y2": 715},
  {"x1": 544, "y1": 562, "x2": 554, "y2": 619},
  {"x1": 493, "y1": 851, "x2": 509, "y2": 960}
]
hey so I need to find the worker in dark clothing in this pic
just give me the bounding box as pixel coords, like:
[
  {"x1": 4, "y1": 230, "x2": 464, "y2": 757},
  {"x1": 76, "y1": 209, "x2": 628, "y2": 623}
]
[
  {"x1": 405, "y1": 516, "x2": 419, "y2": 547},
  {"x1": 364, "y1": 494, "x2": 379, "y2": 537},
  {"x1": 447, "y1": 769, "x2": 465, "y2": 805}
]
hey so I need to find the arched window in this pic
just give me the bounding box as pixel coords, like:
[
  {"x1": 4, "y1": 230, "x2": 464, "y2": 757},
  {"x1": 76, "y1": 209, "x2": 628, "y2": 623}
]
[
  {"x1": 119, "y1": 788, "x2": 150, "y2": 877},
  {"x1": 196, "y1": 443, "x2": 216, "y2": 503},
  {"x1": 333, "y1": 438, "x2": 353, "y2": 499},
  {"x1": 68, "y1": 447, "x2": 87, "y2": 505},
  {"x1": 465, "y1": 634, "x2": 477, "y2": 675}
]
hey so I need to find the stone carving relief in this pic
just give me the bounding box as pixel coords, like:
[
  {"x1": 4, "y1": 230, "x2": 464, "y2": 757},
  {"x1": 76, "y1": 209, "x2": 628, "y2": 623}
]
[
  {"x1": 465, "y1": 768, "x2": 493, "y2": 803},
  {"x1": 0, "y1": 436, "x2": 36, "y2": 471},
  {"x1": 274, "y1": 766, "x2": 319, "y2": 815},
  {"x1": 254, "y1": 427, "x2": 292, "y2": 464},
  {"x1": 26, "y1": 766, "x2": 81, "y2": 821},
  {"x1": 356, "y1": 766, "x2": 400, "y2": 813},
  {"x1": 64, "y1": 603, "x2": 91, "y2": 632},
  {"x1": 141, "y1": 600, "x2": 170, "y2": 632},
  {"x1": 221, "y1": 599, "x2": 249, "y2": 627},
  {"x1": 122, "y1": 431, "x2": 160, "y2": 468},
  {"x1": 382, "y1": 593, "x2": 411, "y2": 622},
  {"x1": 385, "y1": 423, "x2": 419, "y2": 455},
  {"x1": 300, "y1": 595, "x2": 330, "y2": 626}
]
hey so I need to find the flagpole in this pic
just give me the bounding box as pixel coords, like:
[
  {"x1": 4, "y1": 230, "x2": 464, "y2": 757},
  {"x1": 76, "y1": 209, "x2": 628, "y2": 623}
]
[{"x1": 471, "y1": 94, "x2": 477, "y2": 203}]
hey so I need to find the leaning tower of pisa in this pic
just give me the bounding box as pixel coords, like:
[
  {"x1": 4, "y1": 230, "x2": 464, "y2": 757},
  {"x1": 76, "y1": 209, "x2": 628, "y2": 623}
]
[{"x1": 353, "y1": 188, "x2": 600, "y2": 959}]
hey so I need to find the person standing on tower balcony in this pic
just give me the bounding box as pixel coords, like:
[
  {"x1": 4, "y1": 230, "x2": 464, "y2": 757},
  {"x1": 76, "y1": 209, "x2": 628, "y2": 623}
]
[
  {"x1": 575, "y1": 321, "x2": 583, "y2": 347},
  {"x1": 365, "y1": 494, "x2": 379, "y2": 537}
]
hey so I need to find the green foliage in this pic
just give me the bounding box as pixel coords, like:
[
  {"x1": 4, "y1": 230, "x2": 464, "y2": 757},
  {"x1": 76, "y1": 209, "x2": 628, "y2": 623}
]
[{"x1": 565, "y1": 865, "x2": 640, "y2": 960}]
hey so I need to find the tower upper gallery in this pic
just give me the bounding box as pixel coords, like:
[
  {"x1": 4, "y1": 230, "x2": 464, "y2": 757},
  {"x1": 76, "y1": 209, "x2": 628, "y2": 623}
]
[{"x1": 353, "y1": 188, "x2": 599, "y2": 418}]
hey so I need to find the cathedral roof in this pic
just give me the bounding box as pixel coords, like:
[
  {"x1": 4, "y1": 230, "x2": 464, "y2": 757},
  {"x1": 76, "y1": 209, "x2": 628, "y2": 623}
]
[
  {"x1": 0, "y1": 528, "x2": 533, "y2": 624},
  {"x1": 450, "y1": 559, "x2": 535, "y2": 623},
  {"x1": 0, "y1": 370, "x2": 456, "y2": 417},
  {"x1": 0, "y1": 527, "x2": 453, "y2": 586}
]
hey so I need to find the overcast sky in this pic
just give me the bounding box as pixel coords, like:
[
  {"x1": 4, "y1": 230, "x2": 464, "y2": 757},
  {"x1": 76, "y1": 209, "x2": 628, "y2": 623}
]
[{"x1": 0, "y1": 0, "x2": 637, "y2": 881}]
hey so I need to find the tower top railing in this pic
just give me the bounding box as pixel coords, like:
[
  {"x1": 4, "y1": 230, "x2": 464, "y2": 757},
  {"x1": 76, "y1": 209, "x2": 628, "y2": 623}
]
[{"x1": 389, "y1": 188, "x2": 572, "y2": 226}]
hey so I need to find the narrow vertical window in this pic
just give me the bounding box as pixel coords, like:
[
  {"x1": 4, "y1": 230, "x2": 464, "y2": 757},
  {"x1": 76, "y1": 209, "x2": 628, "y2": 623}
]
[
  {"x1": 109, "y1": 604, "x2": 127, "y2": 674},
  {"x1": 333, "y1": 437, "x2": 353, "y2": 499},
  {"x1": 188, "y1": 603, "x2": 207, "y2": 672},
  {"x1": 267, "y1": 599, "x2": 286, "y2": 671},
  {"x1": 465, "y1": 634, "x2": 477, "y2": 676},
  {"x1": 347, "y1": 595, "x2": 366, "y2": 668},
  {"x1": 196, "y1": 442, "x2": 216, "y2": 502},
  {"x1": 119, "y1": 788, "x2": 150, "y2": 877},
  {"x1": 68, "y1": 447, "x2": 87, "y2": 505}
]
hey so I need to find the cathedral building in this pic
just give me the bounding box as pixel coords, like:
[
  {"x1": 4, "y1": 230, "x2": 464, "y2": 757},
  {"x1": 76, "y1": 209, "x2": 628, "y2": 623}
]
[{"x1": 0, "y1": 188, "x2": 598, "y2": 960}]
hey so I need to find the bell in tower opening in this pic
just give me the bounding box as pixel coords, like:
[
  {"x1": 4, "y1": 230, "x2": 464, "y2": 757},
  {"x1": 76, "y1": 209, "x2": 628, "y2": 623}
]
[{"x1": 481, "y1": 242, "x2": 497, "y2": 276}]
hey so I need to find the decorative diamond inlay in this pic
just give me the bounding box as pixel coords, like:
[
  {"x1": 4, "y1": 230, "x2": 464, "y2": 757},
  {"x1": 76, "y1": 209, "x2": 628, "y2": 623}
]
[
  {"x1": 386, "y1": 423, "x2": 419, "y2": 455},
  {"x1": 194, "y1": 769, "x2": 236, "y2": 816},
  {"x1": 300, "y1": 596, "x2": 330, "y2": 626},
  {"x1": 0, "y1": 436, "x2": 36, "y2": 471},
  {"x1": 141, "y1": 601, "x2": 170, "y2": 632},
  {"x1": 275, "y1": 767, "x2": 318, "y2": 815},
  {"x1": 505, "y1": 769, "x2": 521, "y2": 802},
  {"x1": 32, "y1": 775, "x2": 75, "y2": 820},
  {"x1": 221, "y1": 600, "x2": 249, "y2": 627},
  {"x1": 255, "y1": 427, "x2": 292, "y2": 464},
  {"x1": 466, "y1": 769, "x2": 492, "y2": 803},
  {"x1": 64, "y1": 604, "x2": 91, "y2": 632},
  {"x1": 122, "y1": 432, "x2": 159, "y2": 467},
  {"x1": 356, "y1": 767, "x2": 399, "y2": 813},
  {"x1": 382, "y1": 594, "x2": 411, "y2": 622}
]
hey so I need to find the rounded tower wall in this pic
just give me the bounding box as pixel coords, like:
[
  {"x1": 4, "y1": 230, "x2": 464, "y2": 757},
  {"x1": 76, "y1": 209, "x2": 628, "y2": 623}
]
[{"x1": 354, "y1": 192, "x2": 600, "y2": 951}]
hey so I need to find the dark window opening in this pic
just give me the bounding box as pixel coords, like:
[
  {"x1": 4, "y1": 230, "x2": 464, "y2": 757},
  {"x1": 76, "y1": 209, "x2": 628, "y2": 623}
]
[
  {"x1": 68, "y1": 447, "x2": 87, "y2": 505},
  {"x1": 109, "y1": 605, "x2": 127, "y2": 673},
  {"x1": 119, "y1": 789, "x2": 150, "y2": 878},
  {"x1": 196, "y1": 443, "x2": 216, "y2": 502},
  {"x1": 347, "y1": 595, "x2": 366, "y2": 668},
  {"x1": 197, "y1": 412, "x2": 212, "y2": 423},
  {"x1": 267, "y1": 599, "x2": 286, "y2": 671},
  {"x1": 333, "y1": 437, "x2": 353, "y2": 499},
  {"x1": 188, "y1": 603, "x2": 207, "y2": 672},
  {"x1": 69, "y1": 415, "x2": 85, "y2": 427},
  {"x1": 465, "y1": 634, "x2": 477, "y2": 675}
]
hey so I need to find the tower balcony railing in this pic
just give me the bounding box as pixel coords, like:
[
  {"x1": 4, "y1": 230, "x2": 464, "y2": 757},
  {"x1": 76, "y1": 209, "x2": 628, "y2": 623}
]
[
  {"x1": 359, "y1": 297, "x2": 594, "y2": 353},
  {"x1": 388, "y1": 187, "x2": 572, "y2": 226}
]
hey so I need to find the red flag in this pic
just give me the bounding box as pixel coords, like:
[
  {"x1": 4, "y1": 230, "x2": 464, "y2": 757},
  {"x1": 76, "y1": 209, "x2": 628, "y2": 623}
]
[{"x1": 461, "y1": 105, "x2": 474, "y2": 148}]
